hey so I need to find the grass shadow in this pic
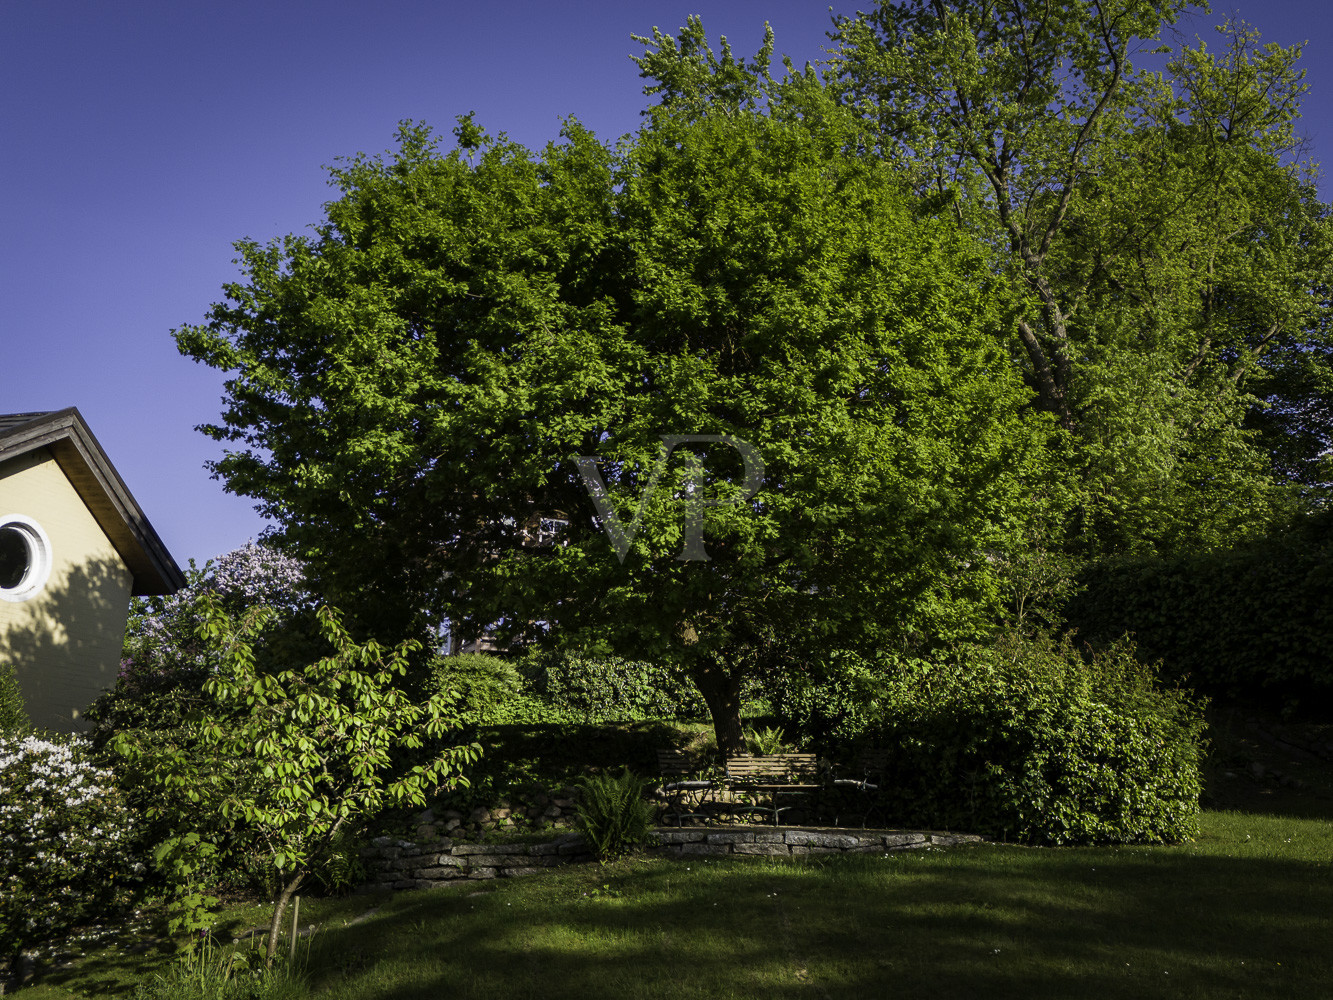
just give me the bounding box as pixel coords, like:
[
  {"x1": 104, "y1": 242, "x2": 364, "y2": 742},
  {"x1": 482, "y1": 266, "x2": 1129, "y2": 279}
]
[{"x1": 288, "y1": 810, "x2": 1333, "y2": 1000}]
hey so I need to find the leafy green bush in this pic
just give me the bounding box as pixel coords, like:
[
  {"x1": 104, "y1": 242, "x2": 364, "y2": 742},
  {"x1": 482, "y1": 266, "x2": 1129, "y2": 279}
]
[
  {"x1": 574, "y1": 769, "x2": 657, "y2": 861},
  {"x1": 864, "y1": 632, "x2": 1206, "y2": 845},
  {"x1": 1067, "y1": 511, "x2": 1333, "y2": 713},
  {"x1": 85, "y1": 660, "x2": 215, "y2": 747},
  {"x1": 114, "y1": 600, "x2": 479, "y2": 964},
  {"x1": 0, "y1": 663, "x2": 29, "y2": 735},
  {"x1": 765, "y1": 648, "x2": 908, "y2": 746},
  {"x1": 1, "y1": 734, "x2": 142, "y2": 968},
  {"x1": 523, "y1": 652, "x2": 707, "y2": 723},
  {"x1": 424, "y1": 653, "x2": 530, "y2": 725}
]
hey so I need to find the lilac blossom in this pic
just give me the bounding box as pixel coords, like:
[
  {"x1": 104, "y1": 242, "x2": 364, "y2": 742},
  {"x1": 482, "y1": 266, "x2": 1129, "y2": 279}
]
[{"x1": 123, "y1": 541, "x2": 312, "y2": 673}]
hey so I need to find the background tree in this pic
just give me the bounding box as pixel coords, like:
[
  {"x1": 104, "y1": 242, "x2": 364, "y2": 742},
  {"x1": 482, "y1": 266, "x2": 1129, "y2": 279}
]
[
  {"x1": 827, "y1": 1, "x2": 1333, "y2": 554},
  {"x1": 176, "y1": 87, "x2": 1061, "y2": 752}
]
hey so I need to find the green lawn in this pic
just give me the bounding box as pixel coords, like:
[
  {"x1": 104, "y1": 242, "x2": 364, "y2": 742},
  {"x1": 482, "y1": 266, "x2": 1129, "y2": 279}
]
[
  {"x1": 18, "y1": 710, "x2": 1333, "y2": 999},
  {"x1": 23, "y1": 808, "x2": 1333, "y2": 1000}
]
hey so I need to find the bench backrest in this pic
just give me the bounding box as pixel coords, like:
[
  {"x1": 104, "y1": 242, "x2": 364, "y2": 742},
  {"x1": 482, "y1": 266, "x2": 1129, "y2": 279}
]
[
  {"x1": 658, "y1": 748, "x2": 707, "y2": 777},
  {"x1": 725, "y1": 753, "x2": 818, "y2": 782}
]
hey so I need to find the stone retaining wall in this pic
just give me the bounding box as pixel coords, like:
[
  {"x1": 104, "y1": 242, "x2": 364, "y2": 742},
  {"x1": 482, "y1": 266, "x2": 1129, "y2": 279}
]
[
  {"x1": 359, "y1": 828, "x2": 983, "y2": 891},
  {"x1": 359, "y1": 832, "x2": 595, "y2": 891},
  {"x1": 651, "y1": 828, "x2": 982, "y2": 855}
]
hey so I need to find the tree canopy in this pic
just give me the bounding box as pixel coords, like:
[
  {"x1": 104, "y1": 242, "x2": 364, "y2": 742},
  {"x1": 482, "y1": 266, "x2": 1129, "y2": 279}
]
[
  {"x1": 177, "y1": 92, "x2": 1059, "y2": 751},
  {"x1": 178, "y1": 5, "x2": 1333, "y2": 749},
  {"x1": 825, "y1": 1, "x2": 1333, "y2": 552}
]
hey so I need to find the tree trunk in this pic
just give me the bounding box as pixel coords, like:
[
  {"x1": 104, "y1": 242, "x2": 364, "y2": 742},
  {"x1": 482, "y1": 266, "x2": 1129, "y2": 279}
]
[
  {"x1": 265, "y1": 871, "x2": 305, "y2": 967},
  {"x1": 692, "y1": 659, "x2": 746, "y2": 757}
]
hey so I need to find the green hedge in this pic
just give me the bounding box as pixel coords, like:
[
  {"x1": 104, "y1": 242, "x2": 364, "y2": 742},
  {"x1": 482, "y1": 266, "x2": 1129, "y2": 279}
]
[
  {"x1": 424, "y1": 651, "x2": 709, "y2": 726},
  {"x1": 520, "y1": 652, "x2": 708, "y2": 723},
  {"x1": 1067, "y1": 511, "x2": 1333, "y2": 712},
  {"x1": 425, "y1": 653, "x2": 536, "y2": 725},
  {"x1": 861, "y1": 632, "x2": 1206, "y2": 845}
]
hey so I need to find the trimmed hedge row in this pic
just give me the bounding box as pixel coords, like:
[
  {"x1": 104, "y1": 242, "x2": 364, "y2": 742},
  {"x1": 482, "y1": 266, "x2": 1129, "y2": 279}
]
[
  {"x1": 424, "y1": 651, "x2": 709, "y2": 725},
  {"x1": 1067, "y1": 511, "x2": 1333, "y2": 713},
  {"x1": 861, "y1": 633, "x2": 1206, "y2": 845}
]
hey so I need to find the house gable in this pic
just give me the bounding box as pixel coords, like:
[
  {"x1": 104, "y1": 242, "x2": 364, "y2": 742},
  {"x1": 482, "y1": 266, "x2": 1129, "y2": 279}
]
[{"x1": 0, "y1": 408, "x2": 185, "y2": 731}]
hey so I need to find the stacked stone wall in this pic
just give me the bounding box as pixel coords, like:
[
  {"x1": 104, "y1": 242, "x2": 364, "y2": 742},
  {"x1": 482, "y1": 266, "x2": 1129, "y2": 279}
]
[
  {"x1": 359, "y1": 832, "x2": 594, "y2": 891},
  {"x1": 359, "y1": 828, "x2": 983, "y2": 891}
]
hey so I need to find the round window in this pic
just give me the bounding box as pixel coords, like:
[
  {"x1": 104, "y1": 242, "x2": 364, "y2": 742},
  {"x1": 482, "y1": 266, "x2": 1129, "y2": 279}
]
[{"x1": 0, "y1": 515, "x2": 52, "y2": 603}]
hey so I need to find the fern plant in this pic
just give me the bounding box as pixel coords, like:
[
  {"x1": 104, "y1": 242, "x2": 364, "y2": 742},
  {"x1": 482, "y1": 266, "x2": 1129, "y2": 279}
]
[
  {"x1": 574, "y1": 769, "x2": 656, "y2": 862},
  {"x1": 744, "y1": 725, "x2": 794, "y2": 755}
]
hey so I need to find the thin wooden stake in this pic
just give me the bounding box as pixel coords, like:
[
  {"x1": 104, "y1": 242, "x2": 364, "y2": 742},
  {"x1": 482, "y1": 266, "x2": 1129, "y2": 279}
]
[{"x1": 289, "y1": 895, "x2": 300, "y2": 960}]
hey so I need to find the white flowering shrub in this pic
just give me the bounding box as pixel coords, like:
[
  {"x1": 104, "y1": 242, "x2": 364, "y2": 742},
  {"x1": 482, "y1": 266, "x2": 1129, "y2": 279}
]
[{"x1": 0, "y1": 734, "x2": 141, "y2": 965}]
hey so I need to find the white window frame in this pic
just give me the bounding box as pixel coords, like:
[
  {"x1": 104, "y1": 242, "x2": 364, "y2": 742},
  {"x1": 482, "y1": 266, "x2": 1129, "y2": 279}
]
[{"x1": 0, "y1": 514, "x2": 53, "y2": 603}]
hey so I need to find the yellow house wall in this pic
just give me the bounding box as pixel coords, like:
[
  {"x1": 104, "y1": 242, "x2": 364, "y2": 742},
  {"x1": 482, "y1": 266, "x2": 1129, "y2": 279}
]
[{"x1": 0, "y1": 447, "x2": 134, "y2": 731}]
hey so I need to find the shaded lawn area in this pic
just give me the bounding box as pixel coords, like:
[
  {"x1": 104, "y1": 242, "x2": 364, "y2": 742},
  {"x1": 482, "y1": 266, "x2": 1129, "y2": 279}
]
[
  {"x1": 287, "y1": 810, "x2": 1330, "y2": 1000},
  {"x1": 31, "y1": 809, "x2": 1324, "y2": 1000},
  {"x1": 23, "y1": 709, "x2": 1333, "y2": 999}
]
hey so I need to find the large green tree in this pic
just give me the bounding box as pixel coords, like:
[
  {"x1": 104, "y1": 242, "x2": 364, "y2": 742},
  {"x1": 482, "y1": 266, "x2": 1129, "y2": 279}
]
[
  {"x1": 826, "y1": 1, "x2": 1333, "y2": 553},
  {"x1": 177, "y1": 89, "x2": 1058, "y2": 751}
]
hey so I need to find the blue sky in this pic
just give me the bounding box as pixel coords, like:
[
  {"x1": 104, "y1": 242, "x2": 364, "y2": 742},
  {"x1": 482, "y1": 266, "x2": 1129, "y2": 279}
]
[{"x1": 2, "y1": 1, "x2": 1330, "y2": 569}]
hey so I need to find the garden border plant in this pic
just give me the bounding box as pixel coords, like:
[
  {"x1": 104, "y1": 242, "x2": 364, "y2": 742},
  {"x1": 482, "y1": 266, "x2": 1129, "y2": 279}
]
[
  {"x1": 112, "y1": 597, "x2": 481, "y2": 965},
  {"x1": 0, "y1": 733, "x2": 141, "y2": 984},
  {"x1": 854, "y1": 630, "x2": 1208, "y2": 845},
  {"x1": 0, "y1": 662, "x2": 29, "y2": 735}
]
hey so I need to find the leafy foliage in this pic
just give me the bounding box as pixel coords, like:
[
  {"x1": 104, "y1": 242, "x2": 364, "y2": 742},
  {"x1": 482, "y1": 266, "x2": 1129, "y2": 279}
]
[
  {"x1": 573, "y1": 769, "x2": 657, "y2": 862},
  {"x1": 112, "y1": 599, "x2": 479, "y2": 963},
  {"x1": 863, "y1": 632, "x2": 1206, "y2": 845},
  {"x1": 422, "y1": 653, "x2": 530, "y2": 726},
  {"x1": 84, "y1": 543, "x2": 325, "y2": 941},
  {"x1": 743, "y1": 725, "x2": 794, "y2": 755},
  {"x1": 176, "y1": 98, "x2": 1058, "y2": 753},
  {"x1": 765, "y1": 646, "x2": 913, "y2": 747},
  {"x1": 305, "y1": 828, "x2": 368, "y2": 898},
  {"x1": 1068, "y1": 511, "x2": 1333, "y2": 712},
  {"x1": 0, "y1": 663, "x2": 28, "y2": 735},
  {"x1": 825, "y1": 2, "x2": 1333, "y2": 551},
  {"x1": 0, "y1": 735, "x2": 141, "y2": 968},
  {"x1": 521, "y1": 651, "x2": 707, "y2": 723},
  {"x1": 88, "y1": 541, "x2": 315, "y2": 741}
]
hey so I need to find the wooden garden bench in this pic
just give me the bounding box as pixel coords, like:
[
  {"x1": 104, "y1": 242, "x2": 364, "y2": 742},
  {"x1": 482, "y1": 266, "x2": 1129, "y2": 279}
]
[
  {"x1": 656, "y1": 748, "x2": 718, "y2": 826},
  {"x1": 723, "y1": 753, "x2": 819, "y2": 826}
]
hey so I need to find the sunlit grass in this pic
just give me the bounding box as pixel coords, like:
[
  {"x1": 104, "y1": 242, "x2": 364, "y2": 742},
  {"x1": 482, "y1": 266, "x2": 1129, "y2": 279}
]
[{"x1": 30, "y1": 808, "x2": 1328, "y2": 1000}]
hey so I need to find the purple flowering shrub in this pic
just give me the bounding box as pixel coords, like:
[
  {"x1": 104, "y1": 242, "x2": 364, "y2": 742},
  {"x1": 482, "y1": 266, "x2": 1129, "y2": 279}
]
[
  {"x1": 125, "y1": 541, "x2": 310, "y2": 669},
  {"x1": 88, "y1": 541, "x2": 313, "y2": 740}
]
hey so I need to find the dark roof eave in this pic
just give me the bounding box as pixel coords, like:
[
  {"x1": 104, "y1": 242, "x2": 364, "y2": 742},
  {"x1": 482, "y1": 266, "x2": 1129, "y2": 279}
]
[{"x1": 0, "y1": 407, "x2": 187, "y2": 595}]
